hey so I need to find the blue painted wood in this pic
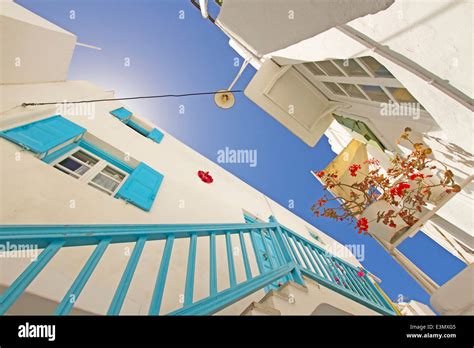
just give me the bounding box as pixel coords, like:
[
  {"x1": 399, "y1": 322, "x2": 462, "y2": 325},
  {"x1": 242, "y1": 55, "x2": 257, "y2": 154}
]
[
  {"x1": 300, "y1": 268, "x2": 395, "y2": 316},
  {"x1": 108, "y1": 236, "x2": 147, "y2": 315},
  {"x1": 55, "y1": 238, "x2": 110, "y2": 315},
  {"x1": 310, "y1": 248, "x2": 331, "y2": 280},
  {"x1": 209, "y1": 233, "x2": 217, "y2": 296},
  {"x1": 0, "y1": 241, "x2": 64, "y2": 315},
  {"x1": 249, "y1": 230, "x2": 266, "y2": 274},
  {"x1": 269, "y1": 217, "x2": 304, "y2": 286},
  {"x1": 338, "y1": 262, "x2": 367, "y2": 299},
  {"x1": 115, "y1": 162, "x2": 164, "y2": 212},
  {"x1": 147, "y1": 128, "x2": 164, "y2": 143},
  {"x1": 238, "y1": 232, "x2": 252, "y2": 280},
  {"x1": 0, "y1": 115, "x2": 86, "y2": 154},
  {"x1": 149, "y1": 235, "x2": 174, "y2": 315},
  {"x1": 184, "y1": 233, "x2": 197, "y2": 306},
  {"x1": 225, "y1": 232, "x2": 237, "y2": 287},
  {"x1": 110, "y1": 107, "x2": 132, "y2": 122},
  {"x1": 289, "y1": 234, "x2": 311, "y2": 270},
  {"x1": 79, "y1": 140, "x2": 134, "y2": 174},
  {"x1": 300, "y1": 242, "x2": 319, "y2": 274},
  {"x1": 361, "y1": 274, "x2": 388, "y2": 308},
  {"x1": 169, "y1": 262, "x2": 296, "y2": 315}
]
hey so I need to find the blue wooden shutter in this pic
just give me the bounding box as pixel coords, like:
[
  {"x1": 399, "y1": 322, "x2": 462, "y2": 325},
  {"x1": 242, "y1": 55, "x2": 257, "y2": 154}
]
[
  {"x1": 115, "y1": 163, "x2": 164, "y2": 211},
  {"x1": 110, "y1": 107, "x2": 132, "y2": 122},
  {"x1": 0, "y1": 115, "x2": 86, "y2": 154},
  {"x1": 147, "y1": 128, "x2": 164, "y2": 143}
]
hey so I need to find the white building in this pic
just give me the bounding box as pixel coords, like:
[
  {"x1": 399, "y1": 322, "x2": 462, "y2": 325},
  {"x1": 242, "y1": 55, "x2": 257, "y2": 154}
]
[
  {"x1": 196, "y1": 0, "x2": 473, "y2": 314},
  {"x1": 0, "y1": 1, "x2": 402, "y2": 316}
]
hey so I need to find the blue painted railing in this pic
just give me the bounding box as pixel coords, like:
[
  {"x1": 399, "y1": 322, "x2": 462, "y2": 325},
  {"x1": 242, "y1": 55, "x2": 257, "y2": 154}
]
[{"x1": 0, "y1": 218, "x2": 396, "y2": 315}]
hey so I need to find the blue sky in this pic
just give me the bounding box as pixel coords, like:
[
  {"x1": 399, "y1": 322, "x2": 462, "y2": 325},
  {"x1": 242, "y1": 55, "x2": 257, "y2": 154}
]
[{"x1": 17, "y1": 0, "x2": 466, "y2": 310}]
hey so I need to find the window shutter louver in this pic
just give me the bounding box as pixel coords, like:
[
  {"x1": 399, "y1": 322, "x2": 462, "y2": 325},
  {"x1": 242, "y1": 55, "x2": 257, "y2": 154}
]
[
  {"x1": 115, "y1": 163, "x2": 164, "y2": 211},
  {"x1": 0, "y1": 115, "x2": 86, "y2": 154}
]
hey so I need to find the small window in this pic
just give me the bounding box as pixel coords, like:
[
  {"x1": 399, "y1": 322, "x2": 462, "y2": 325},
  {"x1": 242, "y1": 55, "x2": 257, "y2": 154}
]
[
  {"x1": 359, "y1": 85, "x2": 391, "y2": 103},
  {"x1": 359, "y1": 57, "x2": 394, "y2": 78},
  {"x1": 52, "y1": 148, "x2": 127, "y2": 196},
  {"x1": 109, "y1": 108, "x2": 164, "y2": 144},
  {"x1": 317, "y1": 61, "x2": 344, "y2": 76},
  {"x1": 333, "y1": 59, "x2": 368, "y2": 77},
  {"x1": 339, "y1": 84, "x2": 367, "y2": 99},
  {"x1": 304, "y1": 62, "x2": 325, "y2": 76},
  {"x1": 323, "y1": 82, "x2": 346, "y2": 96}
]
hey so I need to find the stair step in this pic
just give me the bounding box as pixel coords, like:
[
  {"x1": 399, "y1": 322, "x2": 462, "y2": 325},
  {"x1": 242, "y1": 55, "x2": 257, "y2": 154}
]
[{"x1": 241, "y1": 301, "x2": 281, "y2": 316}]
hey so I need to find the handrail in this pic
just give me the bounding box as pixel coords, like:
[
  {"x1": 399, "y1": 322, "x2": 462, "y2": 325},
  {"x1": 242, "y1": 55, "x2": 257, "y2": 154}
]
[
  {"x1": 279, "y1": 225, "x2": 396, "y2": 315},
  {"x1": 0, "y1": 220, "x2": 396, "y2": 315}
]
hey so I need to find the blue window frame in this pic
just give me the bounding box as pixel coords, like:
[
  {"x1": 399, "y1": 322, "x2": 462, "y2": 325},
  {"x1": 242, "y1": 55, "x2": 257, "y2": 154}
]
[{"x1": 109, "y1": 107, "x2": 164, "y2": 144}]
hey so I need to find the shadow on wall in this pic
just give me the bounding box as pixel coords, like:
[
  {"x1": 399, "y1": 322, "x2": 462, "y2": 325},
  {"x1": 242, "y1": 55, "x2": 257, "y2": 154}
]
[{"x1": 311, "y1": 303, "x2": 352, "y2": 315}]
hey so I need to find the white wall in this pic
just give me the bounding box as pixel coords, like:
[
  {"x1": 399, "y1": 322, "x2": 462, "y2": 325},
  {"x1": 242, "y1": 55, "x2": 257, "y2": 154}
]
[{"x1": 0, "y1": 80, "x2": 368, "y2": 315}]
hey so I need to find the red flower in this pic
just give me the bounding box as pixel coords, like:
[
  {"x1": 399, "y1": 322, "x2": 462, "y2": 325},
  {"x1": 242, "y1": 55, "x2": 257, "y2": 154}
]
[
  {"x1": 409, "y1": 173, "x2": 425, "y2": 181},
  {"x1": 356, "y1": 217, "x2": 369, "y2": 234},
  {"x1": 389, "y1": 182, "x2": 411, "y2": 198},
  {"x1": 357, "y1": 269, "x2": 365, "y2": 277},
  {"x1": 349, "y1": 164, "x2": 362, "y2": 177},
  {"x1": 315, "y1": 170, "x2": 325, "y2": 178},
  {"x1": 198, "y1": 170, "x2": 213, "y2": 184},
  {"x1": 316, "y1": 198, "x2": 327, "y2": 207}
]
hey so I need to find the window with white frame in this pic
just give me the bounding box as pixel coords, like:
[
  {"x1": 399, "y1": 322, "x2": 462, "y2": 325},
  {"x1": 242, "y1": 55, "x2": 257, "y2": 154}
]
[
  {"x1": 301, "y1": 56, "x2": 424, "y2": 109},
  {"x1": 52, "y1": 148, "x2": 128, "y2": 196}
]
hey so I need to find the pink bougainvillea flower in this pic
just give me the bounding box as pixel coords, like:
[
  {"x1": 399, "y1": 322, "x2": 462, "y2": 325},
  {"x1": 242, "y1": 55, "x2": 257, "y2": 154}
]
[
  {"x1": 409, "y1": 173, "x2": 425, "y2": 181},
  {"x1": 357, "y1": 269, "x2": 365, "y2": 277},
  {"x1": 356, "y1": 217, "x2": 369, "y2": 234},
  {"x1": 316, "y1": 198, "x2": 327, "y2": 207},
  {"x1": 198, "y1": 170, "x2": 213, "y2": 184},
  {"x1": 389, "y1": 182, "x2": 411, "y2": 198},
  {"x1": 349, "y1": 164, "x2": 362, "y2": 177},
  {"x1": 316, "y1": 170, "x2": 325, "y2": 178}
]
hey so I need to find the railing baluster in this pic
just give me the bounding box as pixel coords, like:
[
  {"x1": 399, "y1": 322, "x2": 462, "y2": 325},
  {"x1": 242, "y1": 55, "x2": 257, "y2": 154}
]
[
  {"x1": 184, "y1": 233, "x2": 197, "y2": 306},
  {"x1": 289, "y1": 234, "x2": 311, "y2": 270},
  {"x1": 311, "y1": 248, "x2": 331, "y2": 280},
  {"x1": 332, "y1": 259, "x2": 358, "y2": 293},
  {"x1": 349, "y1": 267, "x2": 382, "y2": 305},
  {"x1": 108, "y1": 236, "x2": 147, "y2": 315},
  {"x1": 250, "y1": 230, "x2": 266, "y2": 274},
  {"x1": 339, "y1": 262, "x2": 368, "y2": 299},
  {"x1": 306, "y1": 247, "x2": 326, "y2": 278},
  {"x1": 55, "y1": 238, "x2": 111, "y2": 315},
  {"x1": 301, "y1": 242, "x2": 318, "y2": 274},
  {"x1": 361, "y1": 274, "x2": 387, "y2": 307},
  {"x1": 149, "y1": 234, "x2": 175, "y2": 315},
  {"x1": 0, "y1": 241, "x2": 64, "y2": 315},
  {"x1": 269, "y1": 217, "x2": 304, "y2": 286},
  {"x1": 209, "y1": 233, "x2": 217, "y2": 296},
  {"x1": 225, "y1": 232, "x2": 237, "y2": 287},
  {"x1": 239, "y1": 231, "x2": 252, "y2": 280},
  {"x1": 281, "y1": 230, "x2": 300, "y2": 265}
]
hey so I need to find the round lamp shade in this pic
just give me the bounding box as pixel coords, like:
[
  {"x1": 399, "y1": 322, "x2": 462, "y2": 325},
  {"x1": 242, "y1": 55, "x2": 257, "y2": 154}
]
[{"x1": 214, "y1": 90, "x2": 235, "y2": 109}]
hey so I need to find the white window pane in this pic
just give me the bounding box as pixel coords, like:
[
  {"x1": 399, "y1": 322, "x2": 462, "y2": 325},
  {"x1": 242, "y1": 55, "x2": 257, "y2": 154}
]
[
  {"x1": 91, "y1": 173, "x2": 119, "y2": 192},
  {"x1": 303, "y1": 62, "x2": 325, "y2": 76},
  {"x1": 360, "y1": 85, "x2": 390, "y2": 103},
  {"x1": 317, "y1": 61, "x2": 344, "y2": 76},
  {"x1": 71, "y1": 150, "x2": 99, "y2": 166},
  {"x1": 102, "y1": 165, "x2": 125, "y2": 182},
  {"x1": 58, "y1": 157, "x2": 89, "y2": 175},
  {"x1": 359, "y1": 57, "x2": 394, "y2": 78},
  {"x1": 333, "y1": 59, "x2": 368, "y2": 77},
  {"x1": 323, "y1": 82, "x2": 345, "y2": 96},
  {"x1": 339, "y1": 84, "x2": 366, "y2": 99}
]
